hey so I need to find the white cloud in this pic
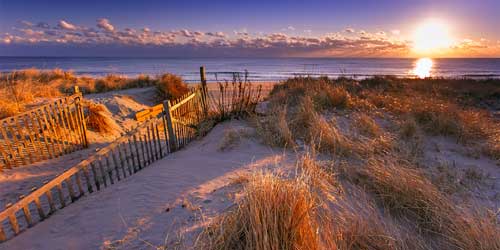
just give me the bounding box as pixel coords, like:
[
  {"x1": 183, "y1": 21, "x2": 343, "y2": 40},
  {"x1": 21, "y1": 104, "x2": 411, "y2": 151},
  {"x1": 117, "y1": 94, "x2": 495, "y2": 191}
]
[
  {"x1": 391, "y1": 29, "x2": 401, "y2": 35},
  {"x1": 58, "y1": 20, "x2": 77, "y2": 30},
  {"x1": 97, "y1": 18, "x2": 114, "y2": 32}
]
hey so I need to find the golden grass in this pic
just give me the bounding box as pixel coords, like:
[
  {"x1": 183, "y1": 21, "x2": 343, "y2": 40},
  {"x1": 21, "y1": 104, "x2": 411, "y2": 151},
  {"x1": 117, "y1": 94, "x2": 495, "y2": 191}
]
[
  {"x1": 352, "y1": 113, "x2": 382, "y2": 137},
  {"x1": 197, "y1": 172, "x2": 321, "y2": 250},
  {"x1": 353, "y1": 159, "x2": 500, "y2": 250},
  {"x1": 84, "y1": 101, "x2": 122, "y2": 134},
  {"x1": 0, "y1": 69, "x2": 185, "y2": 119},
  {"x1": 155, "y1": 74, "x2": 190, "y2": 101}
]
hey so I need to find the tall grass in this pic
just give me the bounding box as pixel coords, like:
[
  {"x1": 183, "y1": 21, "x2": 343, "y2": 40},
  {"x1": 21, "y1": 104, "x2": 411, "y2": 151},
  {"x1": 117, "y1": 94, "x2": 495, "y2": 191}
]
[
  {"x1": 209, "y1": 73, "x2": 263, "y2": 121},
  {"x1": 0, "y1": 69, "x2": 186, "y2": 119},
  {"x1": 197, "y1": 171, "x2": 321, "y2": 250},
  {"x1": 352, "y1": 159, "x2": 500, "y2": 249}
]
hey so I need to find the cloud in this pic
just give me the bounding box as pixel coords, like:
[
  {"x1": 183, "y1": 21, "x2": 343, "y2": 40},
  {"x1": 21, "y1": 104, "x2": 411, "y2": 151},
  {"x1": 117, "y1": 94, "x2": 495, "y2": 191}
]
[
  {"x1": 2, "y1": 18, "x2": 497, "y2": 57},
  {"x1": 36, "y1": 22, "x2": 50, "y2": 29},
  {"x1": 206, "y1": 31, "x2": 226, "y2": 38},
  {"x1": 391, "y1": 30, "x2": 401, "y2": 35},
  {"x1": 58, "y1": 20, "x2": 77, "y2": 30},
  {"x1": 97, "y1": 18, "x2": 115, "y2": 32},
  {"x1": 20, "y1": 21, "x2": 33, "y2": 27},
  {"x1": 344, "y1": 28, "x2": 355, "y2": 33}
]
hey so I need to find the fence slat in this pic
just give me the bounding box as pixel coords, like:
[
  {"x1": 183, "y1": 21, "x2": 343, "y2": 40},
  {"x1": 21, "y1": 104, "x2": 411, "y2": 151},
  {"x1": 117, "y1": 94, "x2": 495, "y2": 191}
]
[
  {"x1": 45, "y1": 190, "x2": 56, "y2": 214},
  {"x1": 163, "y1": 101, "x2": 177, "y2": 152},
  {"x1": 132, "y1": 135, "x2": 142, "y2": 171},
  {"x1": 96, "y1": 159, "x2": 107, "y2": 188},
  {"x1": 34, "y1": 197, "x2": 45, "y2": 220},
  {"x1": 90, "y1": 162, "x2": 101, "y2": 191},
  {"x1": 22, "y1": 205, "x2": 33, "y2": 227},
  {"x1": 0, "y1": 225, "x2": 6, "y2": 241},
  {"x1": 33, "y1": 110, "x2": 54, "y2": 159},
  {"x1": 8, "y1": 213, "x2": 20, "y2": 235},
  {"x1": 81, "y1": 165, "x2": 94, "y2": 193},
  {"x1": 0, "y1": 122, "x2": 17, "y2": 168}
]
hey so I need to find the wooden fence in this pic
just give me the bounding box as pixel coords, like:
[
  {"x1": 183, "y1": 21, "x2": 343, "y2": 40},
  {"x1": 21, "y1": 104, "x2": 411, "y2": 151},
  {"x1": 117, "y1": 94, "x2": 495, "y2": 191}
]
[
  {"x1": 0, "y1": 87, "x2": 202, "y2": 242},
  {"x1": 0, "y1": 66, "x2": 265, "y2": 243},
  {"x1": 0, "y1": 93, "x2": 87, "y2": 171}
]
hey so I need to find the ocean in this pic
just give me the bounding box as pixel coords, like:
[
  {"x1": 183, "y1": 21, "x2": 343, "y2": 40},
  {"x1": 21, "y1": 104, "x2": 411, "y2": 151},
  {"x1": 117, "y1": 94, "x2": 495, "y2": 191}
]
[{"x1": 1, "y1": 57, "x2": 499, "y2": 82}]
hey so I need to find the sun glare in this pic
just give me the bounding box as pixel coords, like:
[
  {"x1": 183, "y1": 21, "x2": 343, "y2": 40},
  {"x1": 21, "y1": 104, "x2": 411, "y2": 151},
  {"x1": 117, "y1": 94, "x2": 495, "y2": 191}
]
[
  {"x1": 413, "y1": 58, "x2": 433, "y2": 78},
  {"x1": 413, "y1": 19, "x2": 454, "y2": 55}
]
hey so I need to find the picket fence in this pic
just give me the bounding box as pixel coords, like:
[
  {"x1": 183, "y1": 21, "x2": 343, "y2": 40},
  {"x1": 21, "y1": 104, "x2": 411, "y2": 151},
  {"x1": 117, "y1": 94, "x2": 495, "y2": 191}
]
[{"x1": 0, "y1": 93, "x2": 87, "y2": 171}]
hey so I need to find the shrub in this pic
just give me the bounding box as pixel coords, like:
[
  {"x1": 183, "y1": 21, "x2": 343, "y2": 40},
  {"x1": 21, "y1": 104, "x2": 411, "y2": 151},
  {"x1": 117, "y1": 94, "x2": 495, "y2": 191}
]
[{"x1": 156, "y1": 73, "x2": 189, "y2": 101}]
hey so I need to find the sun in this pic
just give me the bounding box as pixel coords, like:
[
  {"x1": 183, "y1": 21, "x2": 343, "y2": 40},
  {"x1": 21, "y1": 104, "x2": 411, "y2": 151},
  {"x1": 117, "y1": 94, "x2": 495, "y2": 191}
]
[{"x1": 412, "y1": 19, "x2": 454, "y2": 55}]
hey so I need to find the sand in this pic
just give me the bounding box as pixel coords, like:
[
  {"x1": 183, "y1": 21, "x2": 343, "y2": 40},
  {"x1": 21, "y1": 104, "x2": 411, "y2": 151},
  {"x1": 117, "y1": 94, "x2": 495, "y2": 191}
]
[{"x1": 0, "y1": 120, "x2": 294, "y2": 250}]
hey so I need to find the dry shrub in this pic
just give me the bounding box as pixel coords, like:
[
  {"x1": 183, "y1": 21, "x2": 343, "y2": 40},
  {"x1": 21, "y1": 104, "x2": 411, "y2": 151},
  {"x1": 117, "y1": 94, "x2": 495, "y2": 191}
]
[
  {"x1": 198, "y1": 172, "x2": 320, "y2": 250},
  {"x1": 354, "y1": 160, "x2": 500, "y2": 249},
  {"x1": 85, "y1": 102, "x2": 122, "y2": 134},
  {"x1": 156, "y1": 73, "x2": 189, "y2": 101},
  {"x1": 353, "y1": 113, "x2": 381, "y2": 137},
  {"x1": 94, "y1": 74, "x2": 127, "y2": 92}
]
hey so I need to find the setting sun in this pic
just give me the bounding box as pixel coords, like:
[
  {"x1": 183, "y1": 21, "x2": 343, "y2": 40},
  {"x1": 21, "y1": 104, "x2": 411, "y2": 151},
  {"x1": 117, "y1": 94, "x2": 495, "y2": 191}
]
[{"x1": 413, "y1": 19, "x2": 454, "y2": 55}]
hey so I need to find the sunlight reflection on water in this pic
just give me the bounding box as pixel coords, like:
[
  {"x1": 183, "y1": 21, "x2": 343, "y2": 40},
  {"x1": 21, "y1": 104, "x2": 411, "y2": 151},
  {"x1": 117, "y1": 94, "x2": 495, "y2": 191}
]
[{"x1": 413, "y1": 58, "x2": 433, "y2": 78}]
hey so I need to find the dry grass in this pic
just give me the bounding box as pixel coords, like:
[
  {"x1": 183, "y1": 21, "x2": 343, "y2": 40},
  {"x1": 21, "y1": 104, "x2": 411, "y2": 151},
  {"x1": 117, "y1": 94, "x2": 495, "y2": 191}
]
[
  {"x1": 198, "y1": 155, "x2": 447, "y2": 250},
  {"x1": 209, "y1": 74, "x2": 263, "y2": 121},
  {"x1": 352, "y1": 113, "x2": 382, "y2": 137},
  {"x1": 352, "y1": 159, "x2": 500, "y2": 250},
  {"x1": 155, "y1": 74, "x2": 190, "y2": 101},
  {"x1": 197, "y1": 171, "x2": 321, "y2": 250},
  {"x1": 0, "y1": 69, "x2": 182, "y2": 119},
  {"x1": 252, "y1": 108, "x2": 295, "y2": 148},
  {"x1": 84, "y1": 101, "x2": 122, "y2": 134}
]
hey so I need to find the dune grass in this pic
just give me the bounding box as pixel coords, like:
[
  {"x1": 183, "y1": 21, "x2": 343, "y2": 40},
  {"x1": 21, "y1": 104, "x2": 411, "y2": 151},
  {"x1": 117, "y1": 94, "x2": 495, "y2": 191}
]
[
  {"x1": 0, "y1": 68, "x2": 188, "y2": 119},
  {"x1": 197, "y1": 171, "x2": 321, "y2": 250},
  {"x1": 232, "y1": 76, "x2": 500, "y2": 250},
  {"x1": 84, "y1": 101, "x2": 122, "y2": 134}
]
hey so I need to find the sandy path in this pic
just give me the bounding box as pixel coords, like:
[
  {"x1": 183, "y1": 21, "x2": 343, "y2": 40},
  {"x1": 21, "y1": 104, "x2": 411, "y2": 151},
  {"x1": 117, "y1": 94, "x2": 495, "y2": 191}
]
[{"x1": 0, "y1": 120, "x2": 293, "y2": 250}]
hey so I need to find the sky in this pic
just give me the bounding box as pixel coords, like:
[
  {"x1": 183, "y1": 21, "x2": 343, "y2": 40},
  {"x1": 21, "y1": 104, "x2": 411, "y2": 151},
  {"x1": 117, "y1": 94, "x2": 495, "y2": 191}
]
[{"x1": 0, "y1": 0, "x2": 499, "y2": 57}]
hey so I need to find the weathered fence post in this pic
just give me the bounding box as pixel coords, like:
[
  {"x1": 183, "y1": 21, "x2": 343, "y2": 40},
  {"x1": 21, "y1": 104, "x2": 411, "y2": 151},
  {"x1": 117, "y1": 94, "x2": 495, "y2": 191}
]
[
  {"x1": 163, "y1": 100, "x2": 177, "y2": 152},
  {"x1": 200, "y1": 66, "x2": 209, "y2": 118},
  {"x1": 74, "y1": 86, "x2": 88, "y2": 148}
]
